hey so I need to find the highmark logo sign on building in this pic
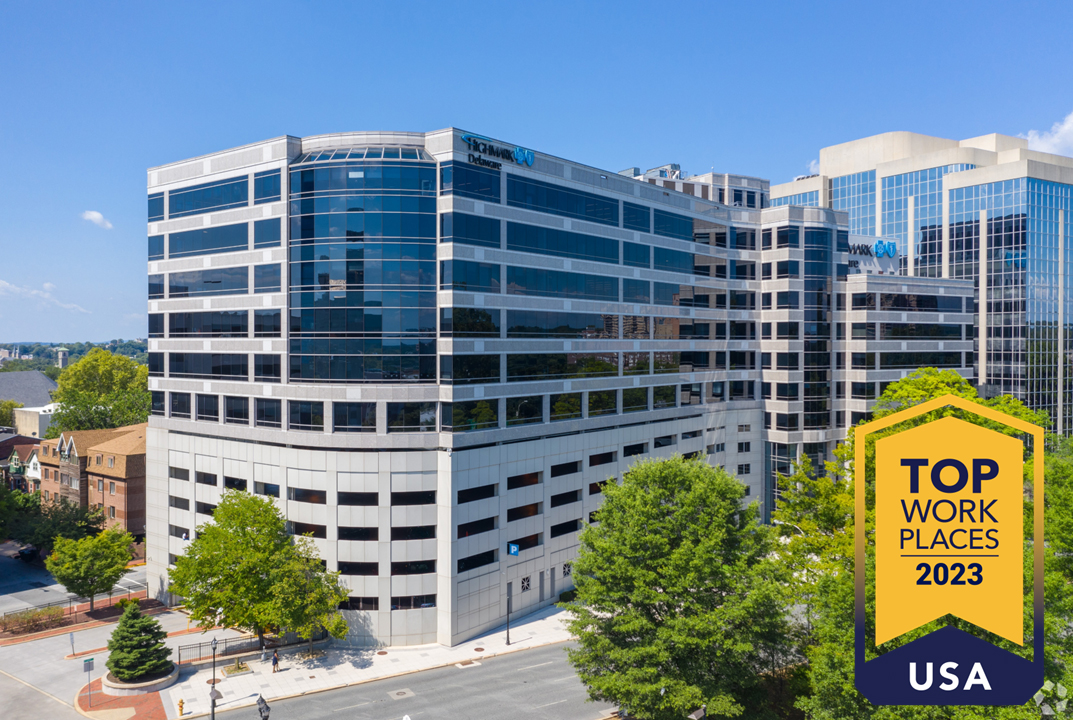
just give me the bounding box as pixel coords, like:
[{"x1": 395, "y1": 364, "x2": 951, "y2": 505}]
[
  {"x1": 461, "y1": 133, "x2": 535, "y2": 170},
  {"x1": 849, "y1": 240, "x2": 899, "y2": 258}
]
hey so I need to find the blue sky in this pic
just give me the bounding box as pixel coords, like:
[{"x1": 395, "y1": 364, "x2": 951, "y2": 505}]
[{"x1": 2, "y1": 0, "x2": 1072, "y2": 342}]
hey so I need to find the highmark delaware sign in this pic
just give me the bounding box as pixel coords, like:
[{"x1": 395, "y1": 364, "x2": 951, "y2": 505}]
[
  {"x1": 854, "y1": 395, "x2": 1045, "y2": 706},
  {"x1": 460, "y1": 133, "x2": 535, "y2": 170},
  {"x1": 849, "y1": 240, "x2": 898, "y2": 258}
]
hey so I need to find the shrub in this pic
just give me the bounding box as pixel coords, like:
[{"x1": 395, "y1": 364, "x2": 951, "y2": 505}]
[
  {"x1": 558, "y1": 589, "x2": 577, "y2": 603},
  {"x1": 115, "y1": 598, "x2": 137, "y2": 612},
  {"x1": 2, "y1": 606, "x2": 64, "y2": 633}
]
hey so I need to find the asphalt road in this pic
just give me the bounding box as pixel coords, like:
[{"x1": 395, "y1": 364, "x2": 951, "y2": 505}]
[
  {"x1": 0, "y1": 667, "x2": 83, "y2": 720},
  {"x1": 0, "y1": 540, "x2": 147, "y2": 615},
  {"x1": 217, "y1": 641, "x2": 616, "y2": 720}
]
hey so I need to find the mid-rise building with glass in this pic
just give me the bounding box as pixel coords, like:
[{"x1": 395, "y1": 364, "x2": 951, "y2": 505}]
[
  {"x1": 145, "y1": 130, "x2": 973, "y2": 647},
  {"x1": 772, "y1": 132, "x2": 1073, "y2": 431}
]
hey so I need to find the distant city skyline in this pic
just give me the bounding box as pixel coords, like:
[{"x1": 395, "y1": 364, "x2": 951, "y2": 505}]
[{"x1": 2, "y1": 0, "x2": 1072, "y2": 341}]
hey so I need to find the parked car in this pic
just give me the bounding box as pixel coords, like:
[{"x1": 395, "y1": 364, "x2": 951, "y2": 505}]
[{"x1": 17, "y1": 547, "x2": 37, "y2": 562}]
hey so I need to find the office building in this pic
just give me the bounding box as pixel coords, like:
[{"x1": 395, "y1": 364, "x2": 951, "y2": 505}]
[
  {"x1": 772, "y1": 132, "x2": 1073, "y2": 430},
  {"x1": 145, "y1": 129, "x2": 973, "y2": 647}
]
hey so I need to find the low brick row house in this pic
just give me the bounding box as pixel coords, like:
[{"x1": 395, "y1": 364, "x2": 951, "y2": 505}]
[{"x1": 38, "y1": 423, "x2": 147, "y2": 538}]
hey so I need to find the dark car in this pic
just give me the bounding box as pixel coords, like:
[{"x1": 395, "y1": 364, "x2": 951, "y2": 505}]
[{"x1": 17, "y1": 547, "x2": 37, "y2": 562}]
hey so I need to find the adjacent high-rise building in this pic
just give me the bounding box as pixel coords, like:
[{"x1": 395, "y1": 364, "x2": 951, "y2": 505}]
[
  {"x1": 146, "y1": 129, "x2": 973, "y2": 647},
  {"x1": 772, "y1": 132, "x2": 1073, "y2": 431}
]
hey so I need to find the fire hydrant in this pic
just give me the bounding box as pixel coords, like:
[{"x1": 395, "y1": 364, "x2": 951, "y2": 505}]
[{"x1": 178, "y1": 699, "x2": 184, "y2": 715}]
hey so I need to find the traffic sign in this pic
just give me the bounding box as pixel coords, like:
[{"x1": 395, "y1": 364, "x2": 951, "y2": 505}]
[
  {"x1": 83, "y1": 658, "x2": 94, "y2": 672},
  {"x1": 507, "y1": 543, "x2": 519, "y2": 556}
]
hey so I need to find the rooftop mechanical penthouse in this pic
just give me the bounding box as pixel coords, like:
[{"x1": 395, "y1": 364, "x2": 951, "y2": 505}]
[{"x1": 145, "y1": 129, "x2": 972, "y2": 646}]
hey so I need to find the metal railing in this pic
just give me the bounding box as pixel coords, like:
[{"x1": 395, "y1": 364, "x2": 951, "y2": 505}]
[
  {"x1": 177, "y1": 628, "x2": 329, "y2": 665},
  {"x1": 0, "y1": 582, "x2": 148, "y2": 634}
]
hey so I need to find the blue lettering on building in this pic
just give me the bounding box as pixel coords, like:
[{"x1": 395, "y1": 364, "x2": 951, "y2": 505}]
[{"x1": 461, "y1": 133, "x2": 534, "y2": 167}]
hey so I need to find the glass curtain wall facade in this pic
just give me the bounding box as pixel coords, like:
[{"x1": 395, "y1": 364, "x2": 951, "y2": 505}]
[
  {"x1": 831, "y1": 171, "x2": 876, "y2": 236},
  {"x1": 880, "y1": 164, "x2": 974, "y2": 275},
  {"x1": 287, "y1": 153, "x2": 438, "y2": 383}
]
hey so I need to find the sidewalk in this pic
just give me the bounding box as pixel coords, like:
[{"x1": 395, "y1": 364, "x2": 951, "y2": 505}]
[{"x1": 159, "y1": 604, "x2": 572, "y2": 719}]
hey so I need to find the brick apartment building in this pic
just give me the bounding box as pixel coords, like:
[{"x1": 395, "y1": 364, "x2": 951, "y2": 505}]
[
  {"x1": 86, "y1": 424, "x2": 147, "y2": 537},
  {"x1": 38, "y1": 424, "x2": 148, "y2": 537}
]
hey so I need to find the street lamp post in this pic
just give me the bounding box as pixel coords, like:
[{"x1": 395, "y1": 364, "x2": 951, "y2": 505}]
[{"x1": 210, "y1": 637, "x2": 218, "y2": 720}]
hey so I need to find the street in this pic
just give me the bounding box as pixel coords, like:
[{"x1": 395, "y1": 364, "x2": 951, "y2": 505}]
[
  {"x1": 217, "y1": 641, "x2": 614, "y2": 720},
  {"x1": 0, "y1": 540, "x2": 148, "y2": 615}
]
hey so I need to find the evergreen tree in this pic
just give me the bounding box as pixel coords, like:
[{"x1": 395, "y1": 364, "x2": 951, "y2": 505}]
[{"x1": 106, "y1": 604, "x2": 172, "y2": 682}]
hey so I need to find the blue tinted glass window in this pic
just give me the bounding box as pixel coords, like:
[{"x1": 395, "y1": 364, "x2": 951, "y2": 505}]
[
  {"x1": 653, "y1": 247, "x2": 695, "y2": 274},
  {"x1": 506, "y1": 176, "x2": 618, "y2": 226},
  {"x1": 169, "y1": 353, "x2": 248, "y2": 380},
  {"x1": 254, "y1": 169, "x2": 281, "y2": 204},
  {"x1": 254, "y1": 309, "x2": 281, "y2": 337},
  {"x1": 148, "y1": 274, "x2": 164, "y2": 299},
  {"x1": 254, "y1": 264, "x2": 281, "y2": 294},
  {"x1": 254, "y1": 218, "x2": 281, "y2": 248},
  {"x1": 254, "y1": 354, "x2": 281, "y2": 382},
  {"x1": 623, "y1": 242, "x2": 650, "y2": 268},
  {"x1": 653, "y1": 210, "x2": 693, "y2": 241},
  {"x1": 148, "y1": 235, "x2": 164, "y2": 260},
  {"x1": 440, "y1": 162, "x2": 500, "y2": 202},
  {"x1": 169, "y1": 177, "x2": 248, "y2": 218},
  {"x1": 169, "y1": 267, "x2": 248, "y2": 298},
  {"x1": 148, "y1": 193, "x2": 164, "y2": 221},
  {"x1": 623, "y1": 279, "x2": 649, "y2": 303},
  {"x1": 148, "y1": 314, "x2": 164, "y2": 338},
  {"x1": 441, "y1": 213, "x2": 500, "y2": 248},
  {"x1": 623, "y1": 202, "x2": 651, "y2": 232},
  {"x1": 506, "y1": 267, "x2": 617, "y2": 302},
  {"x1": 506, "y1": 222, "x2": 618, "y2": 264},
  {"x1": 169, "y1": 311, "x2": 248, "y2": 337},
  {"x1": 440, "y1": 260, "x2": 501, "y2": 293},
  {"x1": 169, "y1": 223, "x2": 248, "y2": 258}
]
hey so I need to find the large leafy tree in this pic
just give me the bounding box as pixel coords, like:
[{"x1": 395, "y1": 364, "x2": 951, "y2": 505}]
[
  {"x1": 775, "y1": 368, "x2": 1073, "y2": 719},
  {"x1": 10, "y1": 496, "x2": 105, "y2": 555},
  {"x1": 106, "y1": 603, "x2": 172, "y2": 681},
  {"x1": 563, "y1": 455, "x2": 791, "y2": 720},
  {"x1": 270, "y1": 535, "x2": 350, "y2": 656},
  {"x1": 45, "y1": 526, "x2": 132, "y2": 611},
  {"x1": 169, "y1": 491, "x2": 345, "y2": 649},
  {"x1": 0, "y1": 399, "x2": 23, "y2": 426},
  {"x1": 46, "y1": 348, "x2": 150, "y2": 437},
  {"x1": 169, "y1": 491, "x2": 290, "y2": 647}
]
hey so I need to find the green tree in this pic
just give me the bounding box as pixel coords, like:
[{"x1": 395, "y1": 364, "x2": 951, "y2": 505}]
[
  {"x1": 45, "y1": 526, "x2": 132, "y2": 611},
  {"x1": 106, "y1": 603, "x2": 172, "y2": 681},
  {"x1": 562, "y1": 455, "x2": 790, "y2": 720},
  {"x1": 10, "y1": 496, "x2": 105, "y2": 555},
  {"x1": 169, "y1": 491, "x2": 296, "y2": 649},
  {"x1": 0, "y1": 399, "x2": 23, "y2": 426},
  {"x1": 774, "y1": 369, "x2": 1073, "y2": 719},
  {"x1": 270, "y1": 535, "x2": 350, "y2": 656},
  {"x1": 46, "y1": 348, "x2": 150, "y2": 436}
]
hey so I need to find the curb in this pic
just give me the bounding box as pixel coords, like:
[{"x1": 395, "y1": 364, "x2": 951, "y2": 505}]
[
  {"x1": 64, "y1": 625, "x2": 227, "y2": 660},
  {"x1": 177, "y1": 637, "x2": 572, "y2": 719}
]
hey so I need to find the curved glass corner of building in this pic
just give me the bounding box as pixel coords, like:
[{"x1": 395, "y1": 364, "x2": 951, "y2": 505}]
[{"x1": 287, "y1": 148, "x2": 439, "y2": 383}]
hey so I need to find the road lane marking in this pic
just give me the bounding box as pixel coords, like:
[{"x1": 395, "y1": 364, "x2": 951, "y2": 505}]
[
  {"x1": 518, "y1": 661, "x2": 555, "y2": 671},
  {"x1": 333, "y1": 701, "x2": 370, "y2": 711},
  {"x1": 0, "y1": 667, "x2": 73, "y2": 707},
  {"x1": 552, "y1": 675, "x2": 578, "y2": 681},
  {"x1": 535, "y1": 699, "x2": 569, "y2": 709}
]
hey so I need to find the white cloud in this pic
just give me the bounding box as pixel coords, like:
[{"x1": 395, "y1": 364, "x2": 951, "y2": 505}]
[
  {"x1": 807, "y1": 159, "x2": 820, "y2": 175},
  {"x1": 1021, "y1": 110, "x2": 1073, "y2": 157},
  {"x1": 81, "y1": 210, "x2": 113, "y2": 229},
  {"x1": 0, "y1": 279, "x2": 90, "y2": 314}
]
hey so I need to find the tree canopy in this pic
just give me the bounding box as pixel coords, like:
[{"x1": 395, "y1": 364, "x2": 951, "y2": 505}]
[
  {"x1": 45, "y1": 526, "x2": 133, "y2": 611},
  {"x1": 0, "y1": 400, "x2": 23, "y2": 426},
  {"x1": 46, "y1": 348, "x2": 150, "y2": 436},
  {"x1": 774, "y1": 369, "x2": 1072, "y2": 720},
  {"x1": 9, "y1": 495, "x2": 105, "y2": 555},
  {"x1": 563, "y1": 455, "x2": 790, "y2": 719},
  {"x1": 169, "y1": 491, "x2": 349, "y2": 650}
]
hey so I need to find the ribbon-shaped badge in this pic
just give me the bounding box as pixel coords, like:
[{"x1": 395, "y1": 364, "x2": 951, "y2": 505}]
[{"x1": 875, "y1": 415, "x2": 1023, "y2": 646}]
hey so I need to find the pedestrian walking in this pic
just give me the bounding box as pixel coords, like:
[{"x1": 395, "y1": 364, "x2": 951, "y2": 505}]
[{"x1": 272, "y1": 650, "x2": 279, "y2": 673}]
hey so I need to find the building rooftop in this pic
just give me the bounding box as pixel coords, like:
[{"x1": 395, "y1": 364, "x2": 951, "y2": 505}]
[
  {"x1": 0, "y1": 371, "x2": 57, "y2": 407},
  {"x1": 87, "y1": 423, "x2": 147, "y2": 457}
]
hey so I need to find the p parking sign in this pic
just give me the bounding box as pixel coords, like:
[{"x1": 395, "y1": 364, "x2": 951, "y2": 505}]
[{"x1": 855, "y1": 395, "x2": 1044, "y2": 705}]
